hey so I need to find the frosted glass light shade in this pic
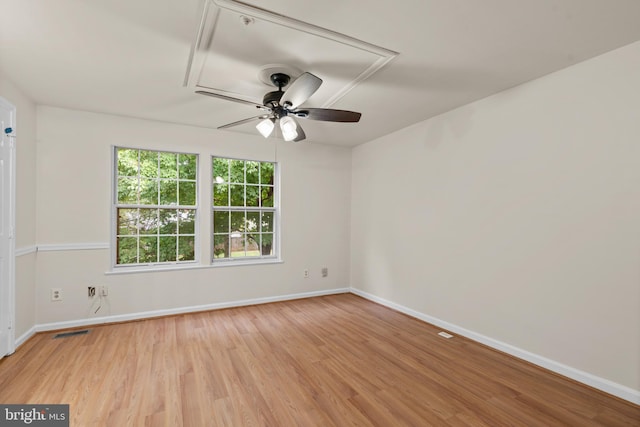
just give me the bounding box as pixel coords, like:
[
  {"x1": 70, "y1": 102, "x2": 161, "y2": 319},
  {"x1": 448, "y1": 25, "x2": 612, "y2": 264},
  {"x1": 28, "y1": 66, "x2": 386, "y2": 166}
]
[
  {"x1": 280, "y1": 116, "x2": 298, "y2": 141},
  {"x1": 256, "y1": 119, "x2": 275, "y2": 138}
]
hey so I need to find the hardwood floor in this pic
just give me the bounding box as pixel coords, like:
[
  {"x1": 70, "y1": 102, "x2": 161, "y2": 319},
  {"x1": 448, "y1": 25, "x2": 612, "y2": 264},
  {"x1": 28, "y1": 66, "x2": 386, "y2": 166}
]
[{"x1": 0, "y1": 294, "x2": 638, "y2": 426}]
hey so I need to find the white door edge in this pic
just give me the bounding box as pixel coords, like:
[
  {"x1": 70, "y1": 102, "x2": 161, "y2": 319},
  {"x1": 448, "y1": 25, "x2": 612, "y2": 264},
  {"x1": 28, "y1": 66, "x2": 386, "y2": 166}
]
[{"x1": 0, "y1": 96, "x2": 16, "y2": 358}]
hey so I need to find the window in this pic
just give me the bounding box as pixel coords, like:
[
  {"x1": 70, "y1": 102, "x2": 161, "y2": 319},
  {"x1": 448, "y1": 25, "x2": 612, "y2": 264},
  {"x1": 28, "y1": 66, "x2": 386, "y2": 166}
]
[
  {"x1": 114, "y1": 148, "x2": 197, "y2": 266},
  {"x1": 212, "y1": 157, "x2": 277, "y2": 260}
]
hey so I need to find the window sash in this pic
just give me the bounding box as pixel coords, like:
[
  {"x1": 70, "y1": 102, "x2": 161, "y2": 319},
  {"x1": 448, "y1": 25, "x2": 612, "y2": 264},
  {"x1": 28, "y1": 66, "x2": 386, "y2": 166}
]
[
  {"x1": 212, "y1": 156, "x2": 277, "y2": 262},
  {"x1": 114, "y1": 147, "x2": 198, "y2": 267}
]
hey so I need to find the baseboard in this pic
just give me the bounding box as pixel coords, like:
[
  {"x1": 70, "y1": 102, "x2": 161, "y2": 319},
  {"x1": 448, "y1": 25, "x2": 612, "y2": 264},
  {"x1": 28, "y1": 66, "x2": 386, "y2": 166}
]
[
  {"x1": 34, "y1": 287, "x2": 350, "y2": 333},
  {"x1": 350, "y1": 288, "x2": 640, "y2": 405},
  {"x1": 15, "y1": 326, "x2": 36, "y2": 349}
]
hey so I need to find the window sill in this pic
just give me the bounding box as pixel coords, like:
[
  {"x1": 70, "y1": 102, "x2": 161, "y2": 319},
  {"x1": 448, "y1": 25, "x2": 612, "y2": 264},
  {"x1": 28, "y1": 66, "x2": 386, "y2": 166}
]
[
  {"x1": 105, "y1": 258, "x2": 283, "y2": 275},
  {"x1": 210, "y1": 257, "x2": 283, "y2": 268}
]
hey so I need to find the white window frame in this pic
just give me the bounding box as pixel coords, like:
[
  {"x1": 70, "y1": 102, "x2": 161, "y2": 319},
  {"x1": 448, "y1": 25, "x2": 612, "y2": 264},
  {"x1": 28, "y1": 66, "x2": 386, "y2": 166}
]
[
  {"x1": 111, "y1": 146, "x2": 199, "y2": 270},
  {"x1": 212, "y1": 156, "x2": 280, "y2": 264}
]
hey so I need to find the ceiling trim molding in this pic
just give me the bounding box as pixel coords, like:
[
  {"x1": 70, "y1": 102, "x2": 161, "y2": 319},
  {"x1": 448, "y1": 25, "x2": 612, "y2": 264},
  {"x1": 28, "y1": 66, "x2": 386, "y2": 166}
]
[{"x1": 185, "y1": 0, "x2": 398, "y2": 108}]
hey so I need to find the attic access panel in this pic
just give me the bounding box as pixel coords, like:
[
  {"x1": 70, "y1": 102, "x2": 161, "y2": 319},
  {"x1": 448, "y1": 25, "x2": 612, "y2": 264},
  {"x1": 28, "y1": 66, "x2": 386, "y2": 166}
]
[{"x1": 185, "y1": 0, "x2": 397, "y2": 110}]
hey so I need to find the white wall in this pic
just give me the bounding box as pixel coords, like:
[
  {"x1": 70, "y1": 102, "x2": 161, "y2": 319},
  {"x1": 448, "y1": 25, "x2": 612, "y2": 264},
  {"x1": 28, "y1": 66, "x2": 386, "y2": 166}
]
[
  {"x1": 35, "y1": 107, "x2": 351, "y2": 324},
  {"x1": 0, "y1": 73, "x2": 38, "y2": 339},
  {"x1": 351, "y1": 41, "x2": 640, "y2": 392}
]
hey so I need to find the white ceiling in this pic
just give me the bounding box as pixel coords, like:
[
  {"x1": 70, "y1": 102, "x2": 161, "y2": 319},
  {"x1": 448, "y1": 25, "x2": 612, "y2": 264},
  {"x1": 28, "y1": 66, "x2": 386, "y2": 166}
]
[{"x1": 1, "y1": 0, "x2": 640, "y2": 147}]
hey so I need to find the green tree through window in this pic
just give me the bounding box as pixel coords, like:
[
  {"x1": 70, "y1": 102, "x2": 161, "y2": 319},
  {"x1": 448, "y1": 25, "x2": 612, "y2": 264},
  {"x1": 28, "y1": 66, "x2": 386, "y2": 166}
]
[
  {"x1": 115, "y1": 148, "x2": 197, "y2": 265},
  {"x1": 213, "y1": 157, "x2": 276, "y2": 260}
]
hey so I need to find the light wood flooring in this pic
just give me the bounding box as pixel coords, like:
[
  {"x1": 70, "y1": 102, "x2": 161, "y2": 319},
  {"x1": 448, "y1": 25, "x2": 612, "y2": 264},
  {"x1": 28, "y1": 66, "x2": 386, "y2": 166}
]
[{"x1": 0, "y1": 294, "x2": 638, "y2": 426}]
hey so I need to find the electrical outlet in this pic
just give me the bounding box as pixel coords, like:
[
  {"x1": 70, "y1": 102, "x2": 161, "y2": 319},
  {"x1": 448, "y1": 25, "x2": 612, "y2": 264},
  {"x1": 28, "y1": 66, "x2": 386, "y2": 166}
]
[
  {"x1": 88, "y1": 286, "x2": 96, "y2": 297},
  {"x1": 51, "y1": 288, "x2": 63, "y2": 301},
  {"x1": 321, "y1": 267, "x2": 328, "y2": 278},
  {"x1": 303, "y1": 269, "x2": 309, "y2": 278},
  {"x1": 99, "y1": 286, "x2": 109, "y2": 297}
]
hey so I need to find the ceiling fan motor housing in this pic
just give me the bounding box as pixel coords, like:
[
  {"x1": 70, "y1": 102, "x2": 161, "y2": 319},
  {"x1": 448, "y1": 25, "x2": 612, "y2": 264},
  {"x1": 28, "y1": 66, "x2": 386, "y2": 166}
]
[
  {"x1": 262, "y1": 72, "x2": 292, "y2": 108},
  {"x1": 263, "y1": 90, "x2": 284, "y2": 107}
]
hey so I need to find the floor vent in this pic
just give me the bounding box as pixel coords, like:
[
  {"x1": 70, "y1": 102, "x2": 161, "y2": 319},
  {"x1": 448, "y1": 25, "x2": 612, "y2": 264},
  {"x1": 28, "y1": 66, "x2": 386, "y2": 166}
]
[
  {"x1": 438, "y1": 331, "x2": 454, "y2": 339},
  {"x1": 53, "y1": 330, "x2": 90, "y2": 339}
]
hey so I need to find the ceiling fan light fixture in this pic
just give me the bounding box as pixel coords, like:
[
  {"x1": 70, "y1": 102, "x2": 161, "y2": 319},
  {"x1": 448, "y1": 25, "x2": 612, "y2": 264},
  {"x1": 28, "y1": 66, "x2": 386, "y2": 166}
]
[
  {"x1": 199, "y1": 71, "x2": 360, "y2": 143},
  {"x1": 280, "y1": 116, "x2": 298, "y2": 141},
  {"x1": 256, "y1": 118, "x2": 275, "y2": 138}
]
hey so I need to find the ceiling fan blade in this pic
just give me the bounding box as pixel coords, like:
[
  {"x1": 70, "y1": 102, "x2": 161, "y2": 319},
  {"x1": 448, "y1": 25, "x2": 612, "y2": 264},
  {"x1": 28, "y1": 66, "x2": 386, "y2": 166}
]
[
  {"x1": 196, "y1": 90, "x2": 269, "y2": 111},
  {"x1": 218, "y1": 115, "x2": 270, "y2": 130},
  {"x1": 296, "y1": 108, "x2": 361, "y2": 123},
  {"x1": 281, "y1": 72, "x2": 322, "y2": 109},
  {"x1": 290, "y1": 117, "x2": 306, "y2": 142}
]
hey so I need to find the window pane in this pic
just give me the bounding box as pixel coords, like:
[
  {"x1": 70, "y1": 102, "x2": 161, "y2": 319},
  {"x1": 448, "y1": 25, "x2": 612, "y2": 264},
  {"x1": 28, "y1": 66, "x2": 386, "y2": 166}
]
[
  {"x1": 159, "y1": 209, "x2": 177, "y2": 234},
  {"x1": 261, "y1": 186, "x2": 274, "y2": 207},
  {"x1": 230, "y1": 184, "x2": 245, "y2": 206},
  {"x1": 230, "y1": 234, "x2": 245, "y2": 257},
  {"x1": 117, "y1": 208, "x2": 138, "y2": 235},
  {"x1": 261, "y1": 212, "x2": 273, "y2": 233},
  {"x1": 246, "y1": 161, "x2": 259, "y2": 184},
  {"x1": 117, "y1": 177, "x2": 138, "y2": 204},
  {"x1": 213, "y1": 234, "x2": 229, "y2": 258},
  {"x1": 179, "y1": 181, "x2": 196, "y2": 206},
  {"x1": 261, "y1": 233, "x2": 274, "y2": 256},
  {"x1": 246, "y1": 211, "x2": 259, "y2": 232},
  {"x1": 179, "y1": 154, "x2": 197, "y2": 180},
  {"x1": 139, "y1": 236, "x2": 158, "y2": 263},
  {"x1": 139, "y1": 209, "x2": 158, "y2": 234},
  {"x1": 178, "y1": 236, "x2": 195, "y2": 261},
  {"x1": 139, "y1": 178, "x2": 158, "y2": 205},
  {"x1": 213, "y1": 158, "x2": 229, "y2": 183},
  {"x1": 117, "y1": 236, "x2": 138, "y2": 264},
  {"x1": 159, "y1": 236, "x2": 177, "y2": 262},
  {"x1": 230, "y1": 211, "x2": 245, "y2": 233},
  {"x1": 213, "y1": 183, "x2": 228, "y2": 206},
  {"x1": 260, "y1": 162, "x2": 274, "y2": 185},
  {"x1": 159, "y1": 180, "x2": 177, "y2": 205},
  {"x1": 247, "y1": 233, "x2": 258, "y2": 248},
  {"x1": 213, "y1": 211, "x2": 229, "y2": 233},
  {"x1": 246, "y1": 185, "x2": 259, "y2": 207},
  {"x1": 117, "y1": 149, "x2": 138, "y2": 177},
  {"x1": 229, "y1": 160, "x2": 245, "y2": 183},
  {"x1": 139, "y1": 151, "x2": 158, "y2": 178},
  {"x1": 159, "y1": 152, "x2": 177, "y2": 178},
  {"x1": 178, "y1": 209, "x2": 195, "y2": 234},
  {"x1": 247, "y1": 236, "x2": 259, "y2": 256}
]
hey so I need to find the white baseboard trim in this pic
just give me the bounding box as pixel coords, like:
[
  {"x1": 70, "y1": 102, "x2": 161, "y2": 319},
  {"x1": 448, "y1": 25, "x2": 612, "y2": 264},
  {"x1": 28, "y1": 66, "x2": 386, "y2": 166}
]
[
  {"x1": 350, "y1": 288, "x2": 640, "y2": 405},
  {"x1": 34, "y1": 287, "x2": 350, "y2": 333},
  {"x1": 15, "y1": 326, "x2": 37, "y2": 348}
]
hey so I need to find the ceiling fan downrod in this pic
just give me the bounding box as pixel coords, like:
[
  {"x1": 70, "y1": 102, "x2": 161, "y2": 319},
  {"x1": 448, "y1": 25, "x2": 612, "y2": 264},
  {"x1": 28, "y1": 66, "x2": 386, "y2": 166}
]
[{"x1": 262, "y1": 73, "x2": 290, "y2": 109}]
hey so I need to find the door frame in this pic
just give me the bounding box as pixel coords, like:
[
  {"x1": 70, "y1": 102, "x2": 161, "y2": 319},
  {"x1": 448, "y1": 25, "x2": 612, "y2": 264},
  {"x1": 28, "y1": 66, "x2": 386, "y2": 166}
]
[{"x1": 0, "y1": 96, "x2": 16, "y2": 357}]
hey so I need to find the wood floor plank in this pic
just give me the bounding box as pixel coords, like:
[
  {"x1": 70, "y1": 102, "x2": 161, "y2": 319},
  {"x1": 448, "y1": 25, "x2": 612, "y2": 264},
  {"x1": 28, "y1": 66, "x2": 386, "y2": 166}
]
[{"x1": 0, "y1": 294, "x2": 638, "y2": 426}]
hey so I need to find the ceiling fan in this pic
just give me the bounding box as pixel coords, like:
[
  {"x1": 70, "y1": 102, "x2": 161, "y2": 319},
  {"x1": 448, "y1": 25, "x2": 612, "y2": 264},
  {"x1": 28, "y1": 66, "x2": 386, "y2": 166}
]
[{"x1": 196, "y1": 72, "x2": 361, "y2": 142}]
